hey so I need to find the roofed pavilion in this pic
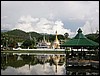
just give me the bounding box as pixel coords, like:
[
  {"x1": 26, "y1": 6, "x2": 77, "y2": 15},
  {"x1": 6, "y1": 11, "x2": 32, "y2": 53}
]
[{"x1": 60, "y1": 28, "x2": 99, "y2": 49}]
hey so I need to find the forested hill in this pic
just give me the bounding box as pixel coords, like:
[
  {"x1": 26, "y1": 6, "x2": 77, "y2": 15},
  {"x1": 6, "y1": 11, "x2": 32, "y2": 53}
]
[
  {"x1": 1, "y1": 29, "x2": 99, "y2": 43},
  {"x1": 1, "y1": 29, "x2": 65, "y2": 42},
  {"x1": 1, "y1": 29, "x2": 41, "y2": 42},
  {"x1": 5, "y1": 29, "x2": 28, "y2": 39}
]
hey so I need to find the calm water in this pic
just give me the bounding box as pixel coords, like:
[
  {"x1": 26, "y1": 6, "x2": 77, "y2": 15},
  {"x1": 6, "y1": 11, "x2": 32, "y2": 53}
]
[{"x1": 1, "y1": 53, "x2": 99, "y2": 75}]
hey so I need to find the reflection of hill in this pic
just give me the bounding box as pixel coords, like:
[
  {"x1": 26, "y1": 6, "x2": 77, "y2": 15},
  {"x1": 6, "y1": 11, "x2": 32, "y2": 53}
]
[
  {"x1": 1, "y1": 64, "x2": 7, "y2": 70},
  {"x1": 1, "y1": 54, "x2": 65, "y2": 69},
  {"x1": 1, "y1": 54, "x2": 39, "y2": 69},
  {"x1": 7, "y1": 60, "x2": 26, "y2": 68}
]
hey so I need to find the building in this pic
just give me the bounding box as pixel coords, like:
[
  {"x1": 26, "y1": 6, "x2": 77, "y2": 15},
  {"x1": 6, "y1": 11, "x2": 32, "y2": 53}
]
[
  {"x1": 52, "y1": 31, "x2": 60, "y2": 49},
  {"x1": 36, "y1": 35, "x2": 51, "y2": 49}
]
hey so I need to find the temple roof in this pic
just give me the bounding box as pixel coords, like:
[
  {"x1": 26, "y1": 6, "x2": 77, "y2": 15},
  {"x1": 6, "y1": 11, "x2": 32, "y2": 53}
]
[{"x1": 61, "y1": 28, "x2": 99, "y2": 47}]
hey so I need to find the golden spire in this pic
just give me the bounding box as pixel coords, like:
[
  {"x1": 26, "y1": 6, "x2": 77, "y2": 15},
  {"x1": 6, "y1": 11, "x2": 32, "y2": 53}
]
[
  {"x1": 52, "y1": 31, "x2": 60, "y2": 49},
  {"x1": 55, "y1": 31, "x2": 59, "y2": 42}
]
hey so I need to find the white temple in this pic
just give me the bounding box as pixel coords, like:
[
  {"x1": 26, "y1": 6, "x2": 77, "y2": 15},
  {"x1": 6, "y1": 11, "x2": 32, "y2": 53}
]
[{"x1": 36, "y1": 35, "x2": 51, "y2": 49}]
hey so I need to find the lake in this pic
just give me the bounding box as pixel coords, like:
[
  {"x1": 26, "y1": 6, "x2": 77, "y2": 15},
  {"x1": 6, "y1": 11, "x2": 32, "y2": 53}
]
[{"x1": 1, "y1": 53, "x2": 99, "y2": 75}]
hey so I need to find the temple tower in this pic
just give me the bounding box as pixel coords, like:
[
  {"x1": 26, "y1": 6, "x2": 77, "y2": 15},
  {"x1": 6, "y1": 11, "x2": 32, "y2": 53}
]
[{"x1": 52, "y1": 31, "x2": 60, "y2": 49}]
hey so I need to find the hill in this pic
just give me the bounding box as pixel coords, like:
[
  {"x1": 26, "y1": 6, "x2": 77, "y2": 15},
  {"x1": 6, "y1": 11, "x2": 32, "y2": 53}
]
[
  {"x1": 1, "y1": 29, "x2": 99, "y2": 49},
  {"x1": 1, "y1": 29, "x2": 99, "y2": 43},
  {"x1": 1, "y1": 29, "x2": 64, "y2": 42}
]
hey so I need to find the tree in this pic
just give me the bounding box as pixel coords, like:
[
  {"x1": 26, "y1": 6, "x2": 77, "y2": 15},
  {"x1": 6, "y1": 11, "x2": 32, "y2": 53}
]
[
  {"x1": 64, "y1": 32, "x2": 69, "y2": 40},
  {"x1": 22, "y1": 39, "x2": 35, "y2": 49}
]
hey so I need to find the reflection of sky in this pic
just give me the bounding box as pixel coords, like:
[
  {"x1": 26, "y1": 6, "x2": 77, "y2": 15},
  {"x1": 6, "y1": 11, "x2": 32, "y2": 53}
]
[{"x1": 1, "y1": 63, "x2": 66, "y2": 75}]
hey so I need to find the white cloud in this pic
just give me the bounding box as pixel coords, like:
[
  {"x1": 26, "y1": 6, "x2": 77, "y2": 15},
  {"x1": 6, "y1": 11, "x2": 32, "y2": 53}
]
[
  {"x1": 81, "y1": 19, "x2": 99, "y2": 35},
  {"x1": 18, "y1": 15, "x2": 39, "y2": 23},
  {"x1": 1, "y1": 16, "x2": 8, "y2": 19},
  {"x1": 1, "y1": 24, "x2": 13, "y2": 30},
  {"x1": 1, "y1": 1, "x2": 99, "y2": 37},
  {"x1": 81, "y1": 21, "x2": 92, "y2": 34},
  {"x1": 14, "y1": 16, "x2": 74, "y2": 37}
]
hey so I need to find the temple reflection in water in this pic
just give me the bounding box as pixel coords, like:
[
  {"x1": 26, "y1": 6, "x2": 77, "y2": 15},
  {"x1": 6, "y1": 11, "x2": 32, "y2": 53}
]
[
  {"x1": 1, "y1": 53, "x2": 99, "y2": 75},
  {"x1": 1, "y1": 53, "x2": 66, "y2": 75}
]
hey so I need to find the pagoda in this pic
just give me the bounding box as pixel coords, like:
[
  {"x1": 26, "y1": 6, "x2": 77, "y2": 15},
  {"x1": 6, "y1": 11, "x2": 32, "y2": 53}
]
[{"x1": 52, "y1": 31, "x2": 60, "y2": 49}]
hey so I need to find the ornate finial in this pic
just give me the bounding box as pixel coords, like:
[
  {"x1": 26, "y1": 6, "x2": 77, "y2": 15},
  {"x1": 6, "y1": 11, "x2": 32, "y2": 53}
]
[
  {"x1": 74, "y1": 28, "x2": 86, "y2": 39},
  {"x1": 56, "y1": 31, "x2": 57, "y2": 35},
  {"x1": 78, "y1": 28, "x2": 82, "y2": 33}
]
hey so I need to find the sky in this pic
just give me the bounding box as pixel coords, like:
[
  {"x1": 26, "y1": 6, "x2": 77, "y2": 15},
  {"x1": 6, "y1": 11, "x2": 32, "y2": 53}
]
[{"x1": 1, "y1": 1, "x2": 99, "y2": 37}]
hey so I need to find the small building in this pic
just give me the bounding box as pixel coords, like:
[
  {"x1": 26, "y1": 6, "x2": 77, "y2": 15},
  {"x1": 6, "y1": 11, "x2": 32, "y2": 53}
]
[{"x1": 36, "y1": 35, "x2": 51, "y2": 49}]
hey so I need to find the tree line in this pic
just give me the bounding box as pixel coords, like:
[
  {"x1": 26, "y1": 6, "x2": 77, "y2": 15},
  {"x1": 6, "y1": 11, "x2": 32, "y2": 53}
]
[{"x1": 1, "y1": 29, "x2": 99, "y2": 50}]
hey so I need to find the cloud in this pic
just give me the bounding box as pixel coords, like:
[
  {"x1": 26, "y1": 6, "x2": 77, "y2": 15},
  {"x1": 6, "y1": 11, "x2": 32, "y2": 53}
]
[
  {"x1": 14, "y1": 15, "x2": 74, "y2": 37},
  {"x1": 1, "y1": 16, "x2": 8, "y2": 19},
  {"x1": 1, "y1": 24, "x2": 13, "y2": 30},
  {"x1": 80, "y1": 21, "x2": 92, "y2": 34},
  {"x1": 18, "y1": 15, "x2": 39, "y2": 23},
  {"x1": 1, "y1": 1, "x2": 99, "y2": 37},
  {"x1": 81, "y1": 19, "x2": 99, "y2": 35}
]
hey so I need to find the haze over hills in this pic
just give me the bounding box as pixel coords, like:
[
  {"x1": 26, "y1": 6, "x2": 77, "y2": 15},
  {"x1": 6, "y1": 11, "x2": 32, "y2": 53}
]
[{"x1": 1, "y1": 30, "x2": 9, "y2": 32}]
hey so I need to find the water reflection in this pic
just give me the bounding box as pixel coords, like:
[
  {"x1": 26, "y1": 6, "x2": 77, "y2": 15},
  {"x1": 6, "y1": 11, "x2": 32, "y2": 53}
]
[
  {"x1": 1, "y1": 53, "x2": 99, "y2": 75},
  {"x1": 1, "y1": 53, "x2": 66, "y2": 75}
]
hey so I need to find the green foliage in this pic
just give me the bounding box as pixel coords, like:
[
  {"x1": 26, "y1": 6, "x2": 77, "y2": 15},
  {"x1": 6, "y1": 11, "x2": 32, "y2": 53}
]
[
  {"x1": 1, "y1": 29, "x2": 99, "y2": 49},
  {"x1": 85, "y1": 33, "x2": 99, "y2": 43},
  {"x1": 21, "y1": 39, "x2": 35, "y2": 49},
  {"x1": 28, "y1": 32, "x2": 42, "y2": 41},
  {"x1": 58, "y1": 34, "x2": 65, "y2": 40},
  {"x1": 1, "y1": 29, "x2": 65, "y2": 44},
  {"x1": 6, "y1": 29, "x2": 27, "y2": 37},
  {"x1": 64, "y1": 32, "x2": 69, "y2": 39}
]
